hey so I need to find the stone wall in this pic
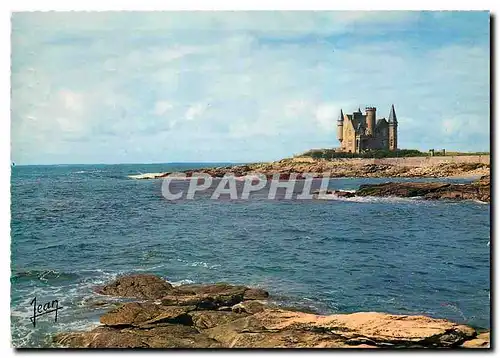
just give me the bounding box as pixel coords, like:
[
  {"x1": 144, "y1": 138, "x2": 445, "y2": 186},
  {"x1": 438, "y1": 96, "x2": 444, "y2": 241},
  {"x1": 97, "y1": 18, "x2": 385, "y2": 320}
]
[
  {"x1": 292, "y1": 155, "x2": 490, "y2": 167},
  {"x1": 373, "y1": 155, "x2": 490, "y2": 167}
]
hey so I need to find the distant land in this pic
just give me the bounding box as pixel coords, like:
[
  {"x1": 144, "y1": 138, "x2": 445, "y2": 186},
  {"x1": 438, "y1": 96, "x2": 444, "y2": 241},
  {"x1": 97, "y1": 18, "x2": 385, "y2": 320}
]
[{"x1": 129, "y1": 148, "x2": 490, "y2": 181}]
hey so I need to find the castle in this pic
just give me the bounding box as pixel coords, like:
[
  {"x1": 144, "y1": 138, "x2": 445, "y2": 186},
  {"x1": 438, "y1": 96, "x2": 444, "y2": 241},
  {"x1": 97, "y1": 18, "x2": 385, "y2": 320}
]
[{"x1": 337, "y1": 105, "x2": 398, "y2": 153}]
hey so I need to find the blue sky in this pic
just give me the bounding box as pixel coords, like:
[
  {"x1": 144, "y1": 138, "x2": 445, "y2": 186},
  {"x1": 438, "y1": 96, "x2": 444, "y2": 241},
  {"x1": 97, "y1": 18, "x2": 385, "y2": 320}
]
[{"x1": 11, "y1": 11, "x2": 490, "y2": 164}]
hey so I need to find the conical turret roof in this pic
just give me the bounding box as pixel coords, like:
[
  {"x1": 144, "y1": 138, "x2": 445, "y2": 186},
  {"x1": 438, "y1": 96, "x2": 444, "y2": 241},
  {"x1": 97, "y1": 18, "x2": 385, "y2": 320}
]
[
  {"x1": 337, "y1": 109, "x2": 344, "y2": 122},
  {"x1": 388, "y1": 104, "x2": 397, "y2": 124}
]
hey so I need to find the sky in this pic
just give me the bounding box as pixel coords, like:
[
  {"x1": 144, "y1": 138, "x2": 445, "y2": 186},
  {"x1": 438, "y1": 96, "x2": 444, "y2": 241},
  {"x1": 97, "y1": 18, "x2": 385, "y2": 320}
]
[{"x1": 11, "y1": 11, "x2": 490, "y2": 164}]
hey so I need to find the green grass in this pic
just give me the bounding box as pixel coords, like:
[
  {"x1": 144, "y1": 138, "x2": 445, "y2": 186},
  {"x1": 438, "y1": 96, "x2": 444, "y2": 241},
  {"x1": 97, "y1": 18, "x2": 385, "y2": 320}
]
[
  {"x1": 442, "y1": 151, "x2": 490, "y2": 156},
  {"x1": 299, "y1": 149, "x2": 426, "y2": 159}
]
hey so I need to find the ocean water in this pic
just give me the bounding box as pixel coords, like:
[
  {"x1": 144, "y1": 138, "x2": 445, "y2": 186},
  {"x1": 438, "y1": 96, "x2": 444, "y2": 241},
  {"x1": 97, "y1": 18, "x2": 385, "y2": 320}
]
[{"x1": 10, "y1": 164, "x2": 491, "y2": 347}]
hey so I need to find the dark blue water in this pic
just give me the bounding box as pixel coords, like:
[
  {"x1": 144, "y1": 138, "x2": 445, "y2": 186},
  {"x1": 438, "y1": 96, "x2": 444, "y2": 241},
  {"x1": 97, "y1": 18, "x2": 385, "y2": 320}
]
[{"x1": 11, "y1": 164, "x2": 490, "y2": 347}]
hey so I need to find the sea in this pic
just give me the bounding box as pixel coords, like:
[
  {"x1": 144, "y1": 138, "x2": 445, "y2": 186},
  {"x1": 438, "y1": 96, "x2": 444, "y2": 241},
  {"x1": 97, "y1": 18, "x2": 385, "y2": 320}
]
[{"x1": 10, "y1": 163, "x2": 491, "y2": 347}]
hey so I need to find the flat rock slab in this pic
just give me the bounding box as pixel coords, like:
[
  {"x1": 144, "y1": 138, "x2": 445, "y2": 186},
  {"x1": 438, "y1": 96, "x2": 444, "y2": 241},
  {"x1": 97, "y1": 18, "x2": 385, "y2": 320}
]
[
  {"x1": 355, "y1": 180, "x2": 490, "y2": 202},
  {"x1": 160, "y1": 283, "x2": 269, "y2": 310},
  {"x1": 356, "y1": 182, "x2": 450, "y2": 197},
  {"x1": 100, "y1": 302, "x2": 195, "y2": 327},
  {"x1": 204, "y1": 309, "x2": 477, "y2": 348},
  {"x1": 54, "y1": 324, "x2": 221, "y2": 348},
  {"x1": 189, "y1": 310, "x2": 249, "y2": 330}
]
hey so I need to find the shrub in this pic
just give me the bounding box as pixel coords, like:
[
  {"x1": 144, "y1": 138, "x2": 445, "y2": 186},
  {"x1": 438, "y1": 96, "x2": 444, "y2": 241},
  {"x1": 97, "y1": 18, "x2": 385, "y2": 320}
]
[{"x1": 300, "y1": 148, "x2": 427, "y2": 159}]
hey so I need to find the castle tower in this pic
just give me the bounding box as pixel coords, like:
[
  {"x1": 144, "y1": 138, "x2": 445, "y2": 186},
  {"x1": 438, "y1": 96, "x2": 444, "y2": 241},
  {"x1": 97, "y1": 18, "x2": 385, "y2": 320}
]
[
  {"x1": 388, "y1": 104, "x2": 398, "y2": 151},
  {"x1": 365, "y1": 107, "x2": 376, "y2": 136},
  {"x1": 336, "y1": 109, "x2": 344, "y2": 143}
]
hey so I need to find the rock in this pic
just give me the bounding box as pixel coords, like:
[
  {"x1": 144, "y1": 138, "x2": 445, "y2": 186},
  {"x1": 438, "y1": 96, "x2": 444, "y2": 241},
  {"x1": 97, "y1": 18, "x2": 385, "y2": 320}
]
[
  {"x1": 312, "y1": 189, "x2": 334, "y2": 195},
  {"x1": 82, "y1": 297, "x2": 122, "y2": 309},
  {"x1": 232, "y1": 300, "x2": 267, "y2": 314},
  {"x1": 333, "y1": 190, "x2": 355, "y2": 198},
  {"x1": 100, "y1": 302, "x2": 195, "y2": 327},
  {"x1": 160, "y1": 283, "x2": 269, "y2": 310},
  {"x1": 189, "y1": 310, "x2": 248, "y2": 330},
  {"x1": 461, "y1": 332, "x2": 490, "y2": 348},
  {"x1": 95, "y1": 274, "x2": 173, "y2": 299},
  {"x1": 243, "y1": 288, "x2": 269, "y2": 300},
  {"x1": 55, "y1": 276, "x2": 483, "y2": 349},
  {"x1": 217, "y1": 306, "x2": 232, "y2": 311},
  {"x1": 204, "y1": 309, "x2": 476, "y2": 348},
  {"x1": 54, "y1": 324, "x2": 221, "y2": 348},
  {"x1": 356, "y1": 182, "x2": 450, "y2": 198},
  {"x1": 130, "y1": 156, "x2": 490, "y2": 182},
  {"x1": 356, "y1": 182, "x2": 490, "y2": 203},
  {"x1": 476, "y1": 175, "x2": 490, "y2": 186},
  {"x1": 54, "y1": 326, "x2": 147, "y2": 348},
  {"x1": 344, "y1": 343, "x2": 379, "y2": 348}
]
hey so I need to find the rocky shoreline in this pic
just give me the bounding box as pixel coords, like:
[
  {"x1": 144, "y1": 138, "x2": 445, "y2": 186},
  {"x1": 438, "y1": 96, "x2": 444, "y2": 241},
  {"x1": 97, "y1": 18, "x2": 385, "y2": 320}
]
[
  {"x1": 320, "y1": 175, "x2": 490, "y2": 203},
  {"x1": 53, "y1": 274, "x2": 490, "y2": 349},
  {"x1": 129, "y1": 158, "x2": 490, "y2": 180}
]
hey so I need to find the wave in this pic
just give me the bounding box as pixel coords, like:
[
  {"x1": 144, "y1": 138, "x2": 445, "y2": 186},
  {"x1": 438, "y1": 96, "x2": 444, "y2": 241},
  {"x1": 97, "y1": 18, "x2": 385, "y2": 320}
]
[
  {"x1": 471, "y1": 199, "x2": 489, "y2": 205},
  {"x1": 188, "y1": 261, "x2": 221, "y2": 269},
  {"x1": 170, "y1": 279, "x2": 195, "y2": 287},
  {"x1": 71, "y1": 169, "x2": 108, "y2": 176},
  {"x1": 316, "y1": 194, "x2": 424, "y2": 203},
  {"x1": 11, "y1": 269, "x2": 81, "y2": 283}
]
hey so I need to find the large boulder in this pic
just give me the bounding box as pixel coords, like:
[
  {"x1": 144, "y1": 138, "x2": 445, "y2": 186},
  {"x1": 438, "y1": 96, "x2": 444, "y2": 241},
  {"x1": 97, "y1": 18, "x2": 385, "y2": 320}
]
[
  {"x1": 243, "y1": 288, "x2": 269, "y2": 300},
  {"x1": 160, "y1": 283, "x2": 269, "y2": 310},
  {"x1": 95, "y1": 274, "x2": 173, "y2": 299}
]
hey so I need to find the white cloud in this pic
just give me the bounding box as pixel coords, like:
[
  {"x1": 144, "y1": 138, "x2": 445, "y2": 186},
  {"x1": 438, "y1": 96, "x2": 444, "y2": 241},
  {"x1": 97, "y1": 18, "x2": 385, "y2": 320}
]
[
  {"x1": 12, "y1": 11, "x2": 420, "y2": 36},
  {"x1": 59, "y1": 89, "x2": 84, "y2": 112},
  {"x1": 441, "y1": 118, "x2": 461, "y2": 135},
  {"x1": 314, "y1": 104, "x2": 340, "y2": 132},
  {"x1": 153, "y1": 101, "x2": 174, "y2": 116},
  {"x1": 185, "y1": 103, "x2": 205, "y2": 121}
]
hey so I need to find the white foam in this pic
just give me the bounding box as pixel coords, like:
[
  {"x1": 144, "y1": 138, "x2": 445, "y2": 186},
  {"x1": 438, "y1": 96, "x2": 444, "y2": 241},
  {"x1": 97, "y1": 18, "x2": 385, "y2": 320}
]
[
  {"x1": 315, "y1": 193, "x2": 423, "y2": 203},
  {"x1": 188, "y1": 261, "x2": 221, "y2": 269},
  {"x1": 169, "y1": 279, "x2": 195, "y2": 287},
  {"x1": 128, "y1": 172, "x2": 167, "y2": 179}
]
